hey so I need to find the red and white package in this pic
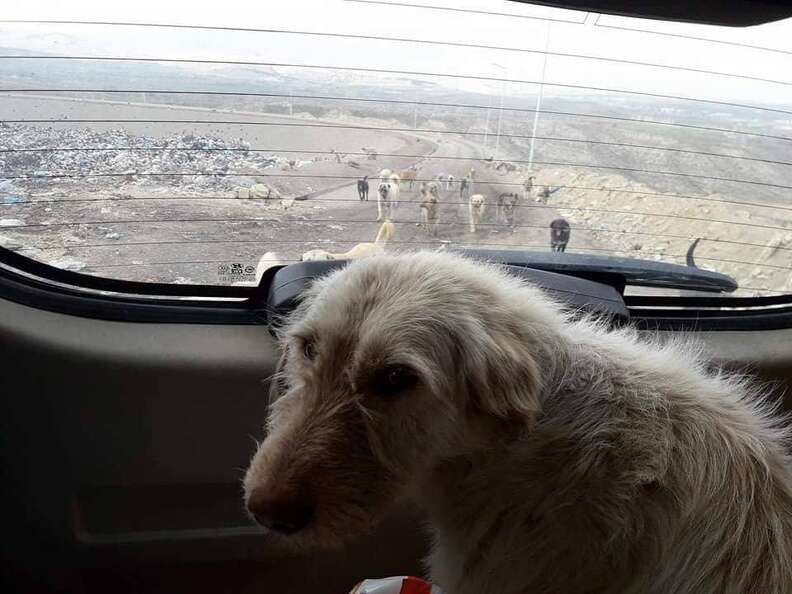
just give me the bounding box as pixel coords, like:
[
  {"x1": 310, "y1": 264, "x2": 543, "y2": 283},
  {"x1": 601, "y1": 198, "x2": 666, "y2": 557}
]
[{"x1": 351, "y1": 576, "x2": 443, "y2": 594}]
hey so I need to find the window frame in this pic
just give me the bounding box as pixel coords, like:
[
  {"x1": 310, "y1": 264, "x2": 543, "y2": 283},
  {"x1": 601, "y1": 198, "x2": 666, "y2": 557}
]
[
  {"x1": 2, "y1": 246, "x2": 792, "y2": 330},
  {"x1": 0, "y1": 246, "x2": 272, "y2": 324}
]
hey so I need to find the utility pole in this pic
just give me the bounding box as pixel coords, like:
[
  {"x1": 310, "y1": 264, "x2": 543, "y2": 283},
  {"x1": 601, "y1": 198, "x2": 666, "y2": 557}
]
[
  {"x1": 494, "y1": 74, "x2": 505, "y2": 158},
  {"x1": 483, "y1": 92, "x2": 492, "y2": 148},
  {"x1": 528, "y1": 23, "x2": 551, "y2": 172},
  {"x1": 490, "y1": 63, "x2": 507, "y2": 158}
]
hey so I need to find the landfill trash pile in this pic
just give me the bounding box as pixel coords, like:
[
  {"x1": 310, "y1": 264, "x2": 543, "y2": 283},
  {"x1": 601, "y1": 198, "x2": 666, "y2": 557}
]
[{"x1": 0, "y1": 122, "x2": 295, "y2": 193}]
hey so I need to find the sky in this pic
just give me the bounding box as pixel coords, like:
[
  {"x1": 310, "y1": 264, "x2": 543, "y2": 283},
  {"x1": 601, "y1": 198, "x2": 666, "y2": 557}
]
[{"x1": 0, "y1": 0, "x2": 790, "y2": 105}]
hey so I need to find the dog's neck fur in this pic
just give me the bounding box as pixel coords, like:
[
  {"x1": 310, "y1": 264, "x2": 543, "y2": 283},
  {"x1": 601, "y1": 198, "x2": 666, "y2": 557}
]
[
  {"x1": 416, "y1": 326, "x2": 635, "y2": 593},
  {"x1": 414, "y1": 319, "x2": 704, "y2": 594},
  {"x1": 413, "y1": 313, "x2": 792, "y2": 594}
]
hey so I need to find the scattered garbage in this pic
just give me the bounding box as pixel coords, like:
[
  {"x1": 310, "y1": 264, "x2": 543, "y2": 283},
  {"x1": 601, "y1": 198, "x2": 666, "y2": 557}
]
[
  {"x1": 495, "y1": 161, "x2": 517, "y2": 173},
  {"x1": 0, "y1": 218, "x2": 24, "y2": 227},
  {"x1": 49, "y1": 256, "x2": 86, "y2": 271},
  {"x1": 0, "y1": 123, "x2": 298, "y2": 193},
  {"x1": 104, "y1": 232, "x2": 121, "y2": 240},
  {"x1": 250, "y1": 183, "x2": 277, "y2": 199},
  {"x1": 0, "y1": 180, "x2": 23, "y2": 203},
  {"x1": 235, "y1": 183, "x2": 279, "y2": 200}
]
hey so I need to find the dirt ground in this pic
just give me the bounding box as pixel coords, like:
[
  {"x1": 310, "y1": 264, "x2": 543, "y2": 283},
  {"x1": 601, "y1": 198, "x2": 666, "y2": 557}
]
[
  {"x1": 1, "y1": 96, "x2": 787, "y2": 296},
  {"x1": 1, "y1": 133, "x2": 566, "y2": 285}
]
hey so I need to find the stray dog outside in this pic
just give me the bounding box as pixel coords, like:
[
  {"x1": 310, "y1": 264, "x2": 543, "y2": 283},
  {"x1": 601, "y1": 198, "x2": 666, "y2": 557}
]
[
  {"x1": 550, "y1": 218, "x2": 571, "y2": 252},
  {"x1": 357, "y1": 176, "x2": 369, "y2": 201},
  {"x1": 244, "y1": 252, "x2": 792, "y2": 594}
]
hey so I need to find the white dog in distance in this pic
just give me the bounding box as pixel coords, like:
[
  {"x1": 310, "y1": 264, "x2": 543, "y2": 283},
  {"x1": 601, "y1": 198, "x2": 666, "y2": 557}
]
[
  {"x1": 377, "y1": 174, "x2": 400, "y2": 222},
  {"x1": 468, "y1": 193, "x2": 486, "y2": 233}
]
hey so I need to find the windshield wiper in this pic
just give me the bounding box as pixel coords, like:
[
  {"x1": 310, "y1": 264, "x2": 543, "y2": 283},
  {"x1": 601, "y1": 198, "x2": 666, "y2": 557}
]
[{"x1": 454, "y1": 249, "x2": 738, "y2": 294}]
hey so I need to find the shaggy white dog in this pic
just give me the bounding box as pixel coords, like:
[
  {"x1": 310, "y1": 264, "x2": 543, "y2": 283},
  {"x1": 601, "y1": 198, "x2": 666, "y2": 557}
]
[
  {"x1": 245, "y1": 252, "x2": 792, "y2": 594},
  {"x1": 468, "y1": 193, "x2": 486, "y2": 233},
  {"x1": 377, "y1": 175, "x2": 401, "y2": 222}
]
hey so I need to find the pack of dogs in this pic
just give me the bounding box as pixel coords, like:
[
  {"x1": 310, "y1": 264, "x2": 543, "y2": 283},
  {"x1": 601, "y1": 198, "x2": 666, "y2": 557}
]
[{"x1": 303, "y1": 168, "x2": 572, "y2": 262}]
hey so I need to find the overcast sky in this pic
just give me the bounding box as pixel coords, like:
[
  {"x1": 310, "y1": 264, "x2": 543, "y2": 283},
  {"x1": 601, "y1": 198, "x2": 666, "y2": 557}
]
[{"x1": 0, "y1": 0, "x2": 790, "y2": 104}]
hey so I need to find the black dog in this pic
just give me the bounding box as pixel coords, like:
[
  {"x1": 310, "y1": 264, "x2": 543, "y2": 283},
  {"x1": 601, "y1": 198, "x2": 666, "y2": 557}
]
[
  {"x1": 459, "y1": 177, "x2": 469, "y2": 199},
  {"x1": 357, "y1": 176, "x2": 369, "y2": 201},
  {"x1": 550, "y1": 218, "x2": 571, "y2": 252}
]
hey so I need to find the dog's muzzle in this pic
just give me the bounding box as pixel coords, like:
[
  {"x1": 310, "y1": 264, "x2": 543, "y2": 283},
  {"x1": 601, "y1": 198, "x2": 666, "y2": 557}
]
[{"x1": 247, "y1": 487, "x2": 316, "y2": 534}]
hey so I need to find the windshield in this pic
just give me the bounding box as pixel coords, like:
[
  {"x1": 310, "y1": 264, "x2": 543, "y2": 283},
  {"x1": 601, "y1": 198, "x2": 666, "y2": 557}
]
[{"x1": 0, "y1": 0, "x2": 790, "y2": 296}]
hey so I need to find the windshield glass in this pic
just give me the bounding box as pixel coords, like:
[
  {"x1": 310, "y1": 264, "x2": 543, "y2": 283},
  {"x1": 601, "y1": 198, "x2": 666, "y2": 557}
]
[{"x1": 0, "y1": 0, "x2": 790, "y2": 296}]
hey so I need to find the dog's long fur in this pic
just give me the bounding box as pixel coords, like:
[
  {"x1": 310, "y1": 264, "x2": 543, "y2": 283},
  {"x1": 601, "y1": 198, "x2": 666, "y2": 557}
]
[
  {"x1": 496, "y1": 192, "x2": 520, "y2": 229},
  {"x1": 468, "y1": 194, "x2": 486, "y2": 233},
  {"x1": 399, "y1": 169, "x2": 418, "y2": 189},
  {"x1": 244, "y1": 252, "x2": 792, "y2": 594},
  {"x1": 377, "y1": 175, "x2": 400, "y2": 222},
  {"x1": 419, "y1": 186, "x2": 440, "y2": 237}
]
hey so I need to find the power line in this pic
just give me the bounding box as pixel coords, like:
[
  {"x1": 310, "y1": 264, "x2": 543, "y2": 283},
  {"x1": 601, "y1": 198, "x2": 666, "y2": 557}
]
[
  {"x1": 23, "y1": 237, "x2": 792, "y2": 272},
  {"x1": 19, "y1": 238, "x2": 782, "y2": 292},
  {"x1": 4, "y1": 187, "x2": 792, "y2": 215},
  {"x1": 48, "y1": 253, "x2": 792, "y2": 277},
  {"x1": 3, "y1": 138, "x2": 790, "y2": 169},
  {"x1": 1, "y1": 55, "x2": 790, "y2": 116},
  {"x1": 592, "y1": 17, "x2": 792, "y2": 57},
  {"x1": 3, "y1": 18, "x2": 790, "y2": 89},
  {"x1": 3, "y1": 192, "x2": 791, "y2": 232},
  {"x1": 3, "y1": 162, "x2": 791, "y2": 192},
  {"x1": 3, "y1": 117, "x2": 788, "y2": 171},
  {"x1": 3, "y1": 215, "x2": 791, "y2": 253},
  {"x1": 4, "y1": 88, "x2": 789, "y2": 143}
]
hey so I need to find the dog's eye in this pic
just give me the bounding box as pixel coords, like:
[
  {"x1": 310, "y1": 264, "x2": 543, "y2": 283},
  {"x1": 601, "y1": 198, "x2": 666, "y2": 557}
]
[
  {"x1": 302, "y1": 339, "x2": 317, "y2": 360},
  {"x1": 372, "y1": 365, "x2": 418, "y2": 397}
]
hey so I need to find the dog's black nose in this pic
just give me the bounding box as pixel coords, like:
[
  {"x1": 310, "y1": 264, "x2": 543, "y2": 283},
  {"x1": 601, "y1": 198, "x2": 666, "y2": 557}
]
[{"x1": 247, "y1": 488, "x2": 315, "y2": 534}]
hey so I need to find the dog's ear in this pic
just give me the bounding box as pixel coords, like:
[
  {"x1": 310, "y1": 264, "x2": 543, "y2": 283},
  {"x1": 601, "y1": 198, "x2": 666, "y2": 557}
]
[
  {"x1": 461, "y1": 324, "x2": 542, "y2": 422},
  {"x1": 268, "y1": 345, "x2": 289, "y2": 407},
  {"x1": 264, "y1": 274, "x2": 331, "y2": 409}
]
